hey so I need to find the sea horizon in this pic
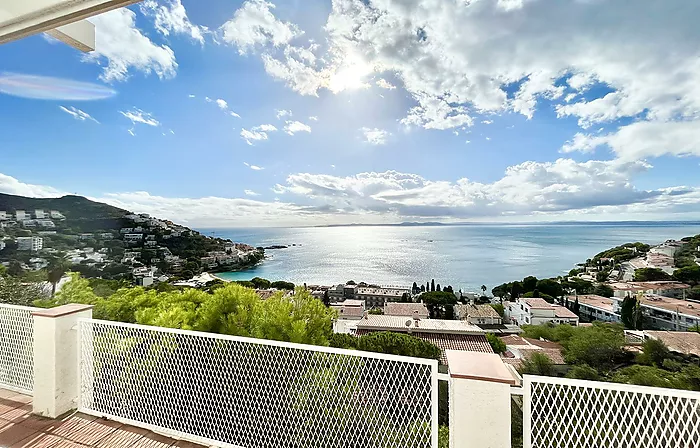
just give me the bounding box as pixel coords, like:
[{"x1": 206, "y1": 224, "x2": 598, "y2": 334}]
[{"x1": 200, "y1": 222, "x2": 700, "y2": 293}]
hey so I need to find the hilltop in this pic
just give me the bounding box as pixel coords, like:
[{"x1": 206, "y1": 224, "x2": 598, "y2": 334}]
[{"x1": 0, "y1": 193, "x2": 264, "y2": 284}]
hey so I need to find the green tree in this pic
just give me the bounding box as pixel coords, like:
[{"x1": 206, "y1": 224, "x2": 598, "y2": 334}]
[
  {"x1": 481, "y1": 285, "x2": 487, "y2": 295},
  {"x1": 564, "y1": 323, "x2": 627, "y2": 370},
  {"x1": 7, "y1": 261, "x2": 24, "y2": 277},
  {"x1": 47, "y1": 261, "x2": 69, "y2": 296},
  {"x1": 522, "y1": 276, "x2": 538, "y2": 292},
  {"x1": 367, "y1": 307, "x2": 384, "y2": 315},
  {"x1": 270, "y1": 281, "x2": 295, "y2": 290},
  {"x1": 634, "y1": 268, "x2": 672, "y2": 282},
  {"x1": 486, "y1": 333, "x2": 506, "y2": 354},
  {"x1": 510, "y1": 282, "x2": 523, "y2": 299},
  {"x1": 637, "y1": 339, "x2": 671, "y2": 367},
  {"x1": 620, "y1": 296, "x2": 643, "y2": 330},
  {"x1": 322, "y1": 289, "x2": 330, "y2": 307},
  {"x1": 250, "y1": 277, "x2": 271, "y2": 289},
  {"x1": 422, "y1": 291, "x2": 457, "y2": 319},
  {"x1": 490, "y1": 303, "x2": 505, "y2": 318},
  {"x1": 566, "y1": 364, "x2": 600, "y2": 381},
  {"x1": 0, "y1": 272, "x2": 48, "y2": 306},
  {"x1": 357, "y1": 332, "x2": 440, "y2": 360},
  {"x1": 593, "y1": 284, "x2": 614, "y2": 298},
  {"x1": 673, "y1": 265, "x2": 700, "y2": 285},
  {"x1": 41, "y1": 272, "x2": 99, "y2": 307},
  {"x1": 536, "y1": 279, "x2": 564, "y2": 298},
  {"x1": 519, "y1": 352, "x2": 554, "y2": 376},
  {"x1": 431, "y1": 279, "x2": 435, "y2": 292}
]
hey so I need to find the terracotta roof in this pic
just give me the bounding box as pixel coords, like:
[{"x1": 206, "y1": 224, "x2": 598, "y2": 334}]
[
  {"x1": 355, "y1": 315, "x2": 484, "y2": 334},
  {"x1": 571, "y1": 295, "x2": 617, "y2": 313},
  {"x1": 523, "y1": 298, "x2": 552, "y2": 309},
  {"x1": 454, "y1": 304, "x2": 500, "y2": 320},
  {"x1": 330, "y1": 305, "x2": 365, "y2": 318},
  {"x1": 609, "y1": 281, "x2": 691, "y2": 291},
  {"x1": 639, "y1": 295, "x2": 700, "y2": 319},
  {"x1": 553, "y1": 306, "x2": 578, "y2": 319},
  {"x1": 356, "y1": 330, "x2": 493, "y2": 364},
  {"x1": 384, "y1": 303, "x2": 429, "y2": 318},
  {"x1": 644, "y1": 331, "x2": 700, "y2": 357}
]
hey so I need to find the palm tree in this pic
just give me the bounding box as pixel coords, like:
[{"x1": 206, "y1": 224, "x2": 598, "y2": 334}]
[
  {"x1": 481, "y1": 285, "x2": 487, "y2": 295},
  {"x1": 47, "y1": 261, "x2": 68, "y2": 296}
]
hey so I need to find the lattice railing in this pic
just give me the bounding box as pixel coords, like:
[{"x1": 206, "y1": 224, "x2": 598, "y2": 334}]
[
  {"x1": 0, "y1": 303, "x2": 36, "y2": 394},
  {"x1": 523, "y1": 375, "x2": 700, "y2": 448},
  {"x1": 78, "y1": 319, "x2": 438, "y2": 448}
]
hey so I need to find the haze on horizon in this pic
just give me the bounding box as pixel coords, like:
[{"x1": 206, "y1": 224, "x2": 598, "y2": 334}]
[{"x1": 1, "y1": 0, "x2": 699, "y2": 228}]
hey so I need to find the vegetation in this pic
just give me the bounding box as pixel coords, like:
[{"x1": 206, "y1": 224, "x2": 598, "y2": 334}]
[
  {"x1": 673, "y1": 265, "x2": 700, "y2": 285},
  {"x1": 593, "y1": 242, "x2": 650, "y2": 263},
  {"x1": 521, "y1": 322, "x2": 700, "y2": 391},
  {"x1": 490, "y1": 303, "x2": 505, "y2": 318},
  {"x1": 633, "y1": 267, "x2": 672, "y2": 282},
  {"x1": 486, "y1": 333, "x2": 507, "y2": 354},
  {"x1": 421, "y1": 291, "x2": 457, "y2": 319},
  {"x1": 329, "y1": 332, "x2": 441, "y2": 360},
  {"x1": 675, "y1": 234, "x2": 700, "y2": 269},
  {"x1": 0, "y1": 267, "x2": 49, "y2": 306},
  {"x1": 519, "y1": 352, "x2": 554, "y2": 376},
  {"x1": 620, "y1": 296, "x2": 643, "y2": 329}
]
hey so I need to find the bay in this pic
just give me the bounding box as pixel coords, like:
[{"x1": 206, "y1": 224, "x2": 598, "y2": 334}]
[{"x1": 202, "y1": 223, "x2": 700, "y2": 294}]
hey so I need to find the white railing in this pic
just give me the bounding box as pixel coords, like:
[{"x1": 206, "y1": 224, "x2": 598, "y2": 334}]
[
  {"x1": 523, "y1": 375, "x2": 700, "y2": 448},
  {"x1": 0, "y1": 303, "x2": 36, "y2": 394},
  {"x1": 78, "y1": 319, "x2": 438, "y2": 448}
]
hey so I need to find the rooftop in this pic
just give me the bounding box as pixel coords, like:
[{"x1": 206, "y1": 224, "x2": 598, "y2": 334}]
[
  {"x1": 643, "y1": 331, "x2": 700, "y2": 357},
  {"x1": 553, "y1": 306, "x2": 578, "y2": 319},
  {"x1": 330, "y1": 305, "x2": 365, "y2": 318},
  {"x1": 454, "y1": 304, "x2": 500, "y2": 319},
  {"x1": 571, "y1": 295, "x2": 618, "y2": 313},
  {"x1": 355, "y1": 287, "x2": 406, "y2": 297},
  {"x1": 609, "y1": 281, "x2": 691, "y2": 291},
  {"x1": 0, "y1": 390, "x2": 204, "y2": 448},
  {"x1": 355, "y1": 315, "x2": 484, "y2": 334},
  {"x1": 339, "y1": 299, "x2": 364, "y2": 307},
  {"x1": 523, "y1": 298, "x2": 553, "y2": 309},
  {"x1": 384, "y1": 302, "x2": 429, "y2": 318},
  {"x1": 639, "y1": 295, "x2": 700, "y2": 319}
]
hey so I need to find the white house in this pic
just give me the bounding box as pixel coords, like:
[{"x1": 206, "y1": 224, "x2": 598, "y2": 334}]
[
  {"x1": 0, "y1": 211, "x2": 7, "y2": 220},
  {"x1": 16, "y1": 236, "x2": 43, "y2": 252},
  {"x1": 123, "y1": 233, "x2": 144, "y2": 243},
  {"x1": 505, "y1": 297, "x2": 579, "y2": 326},
  {"x1": 572, "y1": 295, "x2": 621, "y2": 323},
  {"x1": 49, "y1": 211, "x2": 65, "y2": 220},
  {"x1": 35, "y1": 209, "x2": 47, "y2": 219},
  {"x1": 15, "y1": 210, "x2": 28, "y2": 221}
]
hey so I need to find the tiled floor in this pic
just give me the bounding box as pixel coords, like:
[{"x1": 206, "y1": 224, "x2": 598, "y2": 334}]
[{"x1": 0, "y1": 390, "x2": 208, "y2": 448}]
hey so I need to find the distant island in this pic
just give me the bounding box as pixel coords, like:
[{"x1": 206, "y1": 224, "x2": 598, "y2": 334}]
[{"x1": 0, "y1": 193, "x2": 264, "y2": 286}]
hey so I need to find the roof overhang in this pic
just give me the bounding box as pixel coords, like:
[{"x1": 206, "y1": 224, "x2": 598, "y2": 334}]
[{"x1": 0, "y1": 0, "x2": 141, "y2": 52}]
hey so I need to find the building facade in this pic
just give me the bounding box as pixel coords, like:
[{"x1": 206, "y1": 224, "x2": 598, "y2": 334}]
[
  {"x1": 505, "y1": 298, "x2": 579, "y2": 326},
  {"x1": 16, "y1": 236, "x2": 43, "y2": 252}
]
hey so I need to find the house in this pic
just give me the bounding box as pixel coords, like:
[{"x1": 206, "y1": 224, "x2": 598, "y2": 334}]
[
  {"x1": 505, "y1": 297, "x2": 579, "y2": 326},
  {"x1": 454, "y1": 304, "x2": 502, "y2": 325},
  {"x1": 636, "y1": 294, "x2": 700, "y2": 331},
  {"x1": 144, "y1": 240, "x2": 157, "y2": 247},
  {"x1": 120, "y1": 228, "x2": 134, "y2": 234},
  {"x1": 355, "y1": 287, "x2": 409, "y2": 308},
  {"x1": 0, "y1": 211, "x2": 7, "y2": 220},
  {"x1": 16, "y1": 237, "x2": 43, "y2": 252},
  {"x1": 99, "y1": 233, "x2": 114, "y2": 239},
  {"x1": 384, "y1": 302, "x2": 429, "y2": 319},
  {"x1": 625, "y1": 330, "x2": 700, "y2": 357},
  {"x1": 331, "y1": 302, "x2": 366, "y2": 334},
  {"x1": 499, "y1": 335, "x2": 566, "y2": 369},
  {"x1": 573, "y1": 295, "x2": 620, "y2": 323},
  {"x1": 354, "y1": 314, "x2": 492, "y2": 365},
  {"x1": 0, "y1": 240, "x2": 5, "y2": 251},
  {"x1": 609, "y1": 281, "x2": 691, "y2": 299},
  {"x1": 37, "y1": 220, "x2": 55, "y2": 228},
  {"x1": 78, "y1": 233, "x2": 93, "y2": 241},
  {"x1": 15, "y1": 210, "x2": 28, "y2": 221},
  {"x1": 123, "y1": 233, "x2": 144, "y2": 243},
  {"x1": 21, "y1": 220, "x2": 37, "y2": 228},
  {"x1": 49, "y1": 211, "x2": 65, "y2": 220}
]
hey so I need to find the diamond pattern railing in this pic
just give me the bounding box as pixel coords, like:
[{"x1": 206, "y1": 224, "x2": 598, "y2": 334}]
[
  {"x1": 0, "y1": 303, "x2": 36, "y2": 394},
  {"x1": 523, "y1": 375, "x2": 700, "y2": 448},
  {"x1": 78, "y1": 319, "x2": 438, "y2": 448}
]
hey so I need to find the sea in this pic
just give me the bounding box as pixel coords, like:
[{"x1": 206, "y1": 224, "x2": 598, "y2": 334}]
[{"x1": 202, "y1": 222, "x2": 700, "y2": 294}]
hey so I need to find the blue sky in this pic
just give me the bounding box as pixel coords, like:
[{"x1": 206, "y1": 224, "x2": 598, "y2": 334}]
[{"x1": 1, "y1": 0, "x2": 699, "y2": 227}]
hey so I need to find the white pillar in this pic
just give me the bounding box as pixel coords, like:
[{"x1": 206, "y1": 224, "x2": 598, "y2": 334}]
[
  {"x1": 446, "y1": 350, "x2": 516, "y2": 448},
  {"x1": 32, "y1": 304, "x2": 93, "y2": 418}
]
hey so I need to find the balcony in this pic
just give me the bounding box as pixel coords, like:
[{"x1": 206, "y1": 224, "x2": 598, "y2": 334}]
[{"x1": 1, "y1": 302, "x2": 700, "y2": 448}]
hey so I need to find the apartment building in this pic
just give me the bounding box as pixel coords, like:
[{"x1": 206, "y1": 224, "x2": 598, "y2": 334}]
[{"x1": 505, "y1": 297, "x2": 579, "y2": 326}]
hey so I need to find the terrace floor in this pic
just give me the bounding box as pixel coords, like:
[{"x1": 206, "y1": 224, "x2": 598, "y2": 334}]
[{"x1": 0, "y1": 389, "x2": 207, "y2": 448}]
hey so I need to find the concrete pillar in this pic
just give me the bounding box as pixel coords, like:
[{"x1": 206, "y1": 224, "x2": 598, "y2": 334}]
[
  {"x1": 32, "y1": 304, "x2": 93, "y2": 418},
  {"x1": 446, "y1": 350, "x2": 517, "y2": 448}
]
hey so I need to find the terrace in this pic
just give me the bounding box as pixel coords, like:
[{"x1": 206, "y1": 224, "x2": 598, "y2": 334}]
[{"x1": 2, "y1": 302, "x2": 700, "y2": 448}]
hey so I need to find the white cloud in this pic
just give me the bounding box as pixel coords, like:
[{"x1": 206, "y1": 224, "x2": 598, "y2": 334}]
[
  {"x1": 0, "y1": 173, "x2": 65, "y2": 198},
  {"x1": 188, "y1": 94, "x2": 195, "y2": 98},
  {"x1": 284, "y1": 120, "x2": 311, "y2": 135},
  {"x1": 561, "y1": 121, "x2": 700, "y2": 160},
  {"x1": 59, "y1": 106, "x2": 99, "y2": 123},
  {"x1": 218, "y1": 0, "x2": 302, "y2": 53},
  {"x1": 140, "y1": 0, "x2": 207, "y2": 44},
  {"x1": 376, "y1": 78, "x2": 396, "y2": 90},
  {"x1": 482, "y1": 120, "x2": 493, "y2": 125},
  {"x1": 120, "y1": 108, "x2": 160, "y2": 127},
  {"x1": 127, "y1": 129, "x2": 136, "y2": 137},
  {"x1": 84, "y1": 8, "x2": 176, "y2": 82},
  {"x1": 361, "y1": 127, "x2": 389, "y2": 145},
  {"x1": 244, "y1": 190, "x2": 260, "y2": 196},
  {"x1": 230, "y1": 111, "x2": 241, "y2": 118},
  {"x1": 216, "y1": 99, "x2": 228, "y2": 110},
  {"x1": 244, "y1": 162, "x2": 265, "y2": 170},
  {"x1": 309, "y1": 116, "x2": 319, "y2": 121},
  {"x1": 240, "y1": 124, "x2": 277, "y2": 145},
  {"x1": 276, "y1": 109, "x2": 293, "y2": 119}
]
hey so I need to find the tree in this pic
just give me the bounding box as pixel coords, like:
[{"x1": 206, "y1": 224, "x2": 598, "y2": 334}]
[
  {"x1": 431, "y1": 279, "x2": 435, "y2": 292},
  {"x1": 420, "y1": 284, "x2": 426, "y2": 292},
  {"x1": 566, "y1": 364, "x2": 600, "y2": 381},
  {"x1": 620, "y1": 296, "x2": 643, "y2": 330},
  {"x1": 251, "y1": 277, "x2": 271, "y2": 289},
  {"x1": 634, "y1": 268, "x2": 672, "y2": 282},
  {"x1": 481, "y1": 285, "x2": 487, "y2": 295},
  {"x1": 673, "y1": 265, "x2": 700, "y2": 285},
  {"x1": 7, "y1": 261, "x2": 24, "y2": 277},
  {"x1": 490, "y1": 303, "x2": 505, "y2": 318},
  {"x1": 519, "y1": 352, "x2": 554, "y2": 376},
  {"x1": 436, "y1": 283, "x2": 441, "y2": 292},
  {"x1": 270, "y1": 281, "x2": 295, "y2": 290},
  {"x1": 593, "y1": 284, "x2": 614, "y2": 298},
  {"x1": 564, "y1": 323, "x2": 627, "y2": 370},
  {"x1": 572, "y1": 297, "x2": 580, "y2": 315},
  {"x1": 637, "y1": 339, "x2": 670, "y2": 367},
  {"x1": 47, "y1": 261, "x2": 69, "y2": 296},
  {"x1": 368, "y1": 307, "x2": 384, "y2": 315},
  {"x1": 486, "y1": 333, "x2": 506, "y2": 354},
  {"x1": 346, "y1": 280, "x2": 356, "y2": 285},
  {"x1": 412, "y1": 282, "x2": 418, "y2": 293},
  {"x1": 422, "y1": 291, "x2": 457, "y2": 319},
  {"x1": 522, "y1": 276, "x2": 538, "y2": 293},
  {"x1": 322, "y1": 289, "x2": 330, "y2": 307},
  {"x1": 510, "y1": 282, "x2": 523, "y2": 300},
  {"x1": 357, "y1": 332, "x2": 440, "y2": 360},
  {"x1": 536, "y1": 279, "x2": 564, "y2": 298},
  {"x1": 0, "y1": 273, "x2": 48, "y2": 306}
]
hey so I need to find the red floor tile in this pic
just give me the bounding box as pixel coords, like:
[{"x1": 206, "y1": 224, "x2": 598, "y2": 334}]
[
  {"x1": 11, "y1": 433, "x2": 64, "y2": 448},
  {"x1": 0, "y1": 420, "x2": 42, "y2": 446},
  {"x1": 63, "y1": 418, "x2": 121, "y2": 445},
  {"x1": 95, "y1": 425, "x2": 150, "y2": 447},
  {"x1": 133, "y1": 432, "x2": 176, "y2": 447}
]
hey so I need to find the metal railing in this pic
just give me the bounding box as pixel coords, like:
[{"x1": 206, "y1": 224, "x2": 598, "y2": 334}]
[
  {"x1": 523, "y1": 375, "x2": 700, "y2": 448},
  {"x1": 0, "y1": 303, "x2": 36, "y2": 394},
  {"x1": 78, "y1": 319, "x2": 438, "y2": 448}
]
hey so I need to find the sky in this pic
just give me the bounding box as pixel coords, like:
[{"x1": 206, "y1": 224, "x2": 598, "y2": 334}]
[{"x1": 1, "y1": 0, "x2": 700, "y2": 227}]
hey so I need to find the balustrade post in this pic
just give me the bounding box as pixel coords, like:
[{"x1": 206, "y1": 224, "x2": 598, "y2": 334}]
[
  {"x1": 32, "y1": 304, "x2": 93, "y2": 418},
  {"x1": 446, "y1": 350, "x2": 516, "y2": 448}
]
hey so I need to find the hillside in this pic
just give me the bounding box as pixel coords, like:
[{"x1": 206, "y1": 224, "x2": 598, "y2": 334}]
[{"x1": 0, "y1": 193, "x2": 129, "y2": 232}]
